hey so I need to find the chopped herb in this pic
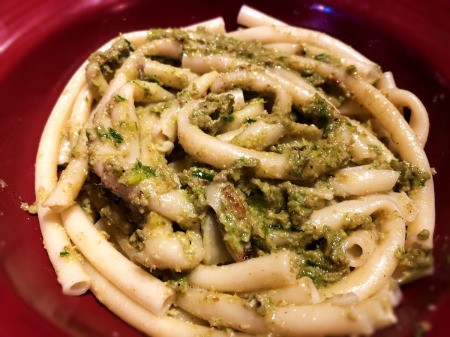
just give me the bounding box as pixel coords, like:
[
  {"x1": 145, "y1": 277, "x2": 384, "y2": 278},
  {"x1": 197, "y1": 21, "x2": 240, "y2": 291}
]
[
  {"x1": 314, "y1": 53, "x2": 332, "y2": 63},
  {"x1": 223, "y1": 115, "x2": 235, "y2": 122},
  {"x1": 132, "y1": 160, "x2": 157, "y2": 177},
  {"x1": 105, "y1": 127, "x2": 124, "y2": 144},
  {"x1": 132, "y1": 80, "x2": 150, "y2": 94},
  {"x1": 246, "y1": 118, "x2": 257, "y2": 124},
  {"x1": 120, "y1": 160, "x2": 157, "y2": 185},
  {"x1": 191, "y1": 168, "x2": 215, "y2": 181},
  {"x1": 96, "y1": 126, "x2": 124, "y2": 144},
  {"x1": 142, "y1": 76, "x2": 161, "y2": 85},
  {"x1": 113, "y1": 94, "x2": 127, "y2": 102},
  {"x1": 60, "y1": 250, "x2": 70, "y2": 257}
]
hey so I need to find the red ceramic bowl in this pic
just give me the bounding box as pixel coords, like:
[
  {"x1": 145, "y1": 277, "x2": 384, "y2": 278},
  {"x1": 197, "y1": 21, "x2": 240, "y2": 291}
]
[{"x1": 1, "y1": 0, "x2": 449, "y2": 336}]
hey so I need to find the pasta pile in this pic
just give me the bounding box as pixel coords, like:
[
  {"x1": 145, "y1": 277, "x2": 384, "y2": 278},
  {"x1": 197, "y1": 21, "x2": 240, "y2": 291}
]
[{"x1": 35, "y1": 6, "x2": 435, "y2": 336}]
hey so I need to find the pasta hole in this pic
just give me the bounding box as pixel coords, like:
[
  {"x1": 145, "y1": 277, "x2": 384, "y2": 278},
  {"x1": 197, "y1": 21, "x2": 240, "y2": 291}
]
[
  {"x1": 66, "y1": 281, "x2": 90, "y2": 295},
  {"x1": 346, "y1": 244, "x2": 363, "y2": 259},
  {"x1": 402, "y1": 106, "x2": 411, "y2": 123}
]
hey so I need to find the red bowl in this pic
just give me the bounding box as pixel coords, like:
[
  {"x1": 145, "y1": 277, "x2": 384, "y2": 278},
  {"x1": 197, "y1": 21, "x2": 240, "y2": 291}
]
[{"x1": 1, "y1": 0, "x2": 449, "y2": 336}]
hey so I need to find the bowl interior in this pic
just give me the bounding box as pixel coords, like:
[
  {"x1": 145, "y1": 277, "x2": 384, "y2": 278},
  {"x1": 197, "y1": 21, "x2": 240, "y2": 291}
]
[{"x1": 1, "y1": 0, "x2": 449, "y2": 336}]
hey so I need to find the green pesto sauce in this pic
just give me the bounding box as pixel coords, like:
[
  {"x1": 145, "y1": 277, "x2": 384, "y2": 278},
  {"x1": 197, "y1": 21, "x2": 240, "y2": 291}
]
[
  {"x1": 164, "y1": 154, "x2": 387, "y2": 286},
  {"x1": 79, "y1": 27, "x2": 433, "y2": 294},
  {"x1": 296, "y1": 95, "x2": 334, "y2": 127},
  {"x1": 189, "y1": 93, "x2": 235, "y2": 135},
  {"x1": 286, "y1": 184, "x2": 329, "y2": 227},
  {"x1": 179, "y1": 166, "x2": 218, "y2": 210},
  {"x1": 202, "y1": 162, "x2": 354, "y2": 285},
  {"x1": 94, "y1": 125, "x2": 124, "y2": 145},
  {"x1": 88, "y1": 36, "x2": 134, "y2": 82},
  {"x1": 119, "y1": 160, "x2": 157, "y2": 185},
  {"x1": 145, "y1": 28, "x2": 349, "y2": 103},
  {"x1": 287, "y1": 119, "x2": 353, "y2": 182},
  {"x1": 147, "y1": 28, "x2": 283, "y2": 69},
  {"x1": 390, "y1": 160, "x2": 431, "y2": 192},
  {"x1": 417, "y1": 229, "x2": 430, "y2": 241},
  {"x1": 373, "y1": 160, "x2": 431, "y2": 194},
  {"x1": 396, "y1": 246, "x2": 433, "y2": 280}
]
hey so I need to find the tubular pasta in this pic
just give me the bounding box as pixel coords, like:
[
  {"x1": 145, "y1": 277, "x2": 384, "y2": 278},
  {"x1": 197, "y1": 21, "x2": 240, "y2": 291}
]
[
  {"x1": 318, "y1": 213, "x2": 405, "y2": 301},
  {"x1": 376, "y1": 71, "x2": 429, "y2": 148},
  {"x1": 257, "y1": 276, "x2": 321, "y2": 306},
  {"x1": 35, "y1": 5, "x2": 435, "y2": 337},
  {"x1": 342, "y1": 230, "x2": 378, "y2": 268},
  {"x1": 227, "y1": 26, "x2": 381, "y2": 82},
  {"x1": 268, "y1": 303, "x2": 374, "y2": 336},
  {"x1": 306, "y1": 194, "x2": 407, "y2": 230},
  {"x1": 188, "y1": 251, "x2": 298, "y2": 292},
  {"x1": 330, "y1": 165, "x2": 400, "y2": 197},
  {"x1": 42, "y1": 157, "x2": 89, "y2": 211},
  {"x1": 61, "y1": 204, "x2": 175, "y2": 315},
  {"x1": 313, "y1": 64, "x2": 435, "y2": 247},
  {"x1": 201, "y1": 213, "x2": 233, "y2": 265},
  {"x1": 84, "y1": 262, "x2": 251, "y2": 337},
  {"x1": 35, "y1": 61, "x2": 91, "y2": 295},
  {"x1": 176, "y1": 287, "x2": 267, "y2": 334},
  {"x1": 177, "y1": 101, "x2": 291, "y2": 179}
]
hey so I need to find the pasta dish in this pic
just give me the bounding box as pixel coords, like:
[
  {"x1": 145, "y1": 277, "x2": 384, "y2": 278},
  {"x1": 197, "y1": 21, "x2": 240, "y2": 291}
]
[{"x1": 35, "y1": 6, "x2": 435, "y2": 336}]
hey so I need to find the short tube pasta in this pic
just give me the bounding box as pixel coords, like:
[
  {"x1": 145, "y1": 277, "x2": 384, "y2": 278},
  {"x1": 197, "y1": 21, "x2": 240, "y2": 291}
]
[
  {"x1": 342, "y1": 230, "x2": 378, "y2": 268},
  {"x1": 176, "y1": 287, "x2": 267, "y2": 334},
  {"x1": 268, "y1": 303, "x2": 374, "y2": 336},
  {"x1": 84, "y1": 262, "x2": 252, "y2": 337},
  {"x1": 318, "y1": 213, "x2": 405, "y2": 301},
  {"x1": 37, "y1": 205, "x2": 91, "y2": 295},
  {"x1": 177, "y1": 101, "x2": 291, "y2": 179},
  {"x1": 42, "y1": 157, "x2": 89, "y2": 211},
  {"x1": 188, "y1": 251, "x2": 298, "y2": 292},
  {"x1": 306, "y1": 194, "x2": 407, "y2": 230},
  {"x1": 201, "y1": 213, "x2": 233, "y2": 265},
  {"x1": 330, "y1": 165, "x2": 400, "y2": 197},
  {"x1": 35, "y1": 5, "x2": 435, "y2": 337},
  {"x1": 257, "y1": 276, "x2": 321, "y2": 306},
  {"x1": 61, "y1": 205, "x2": 175, "y2": 315},
  {"x1": 35, "y1": 61, "x2": 91, "y2": 296}
]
